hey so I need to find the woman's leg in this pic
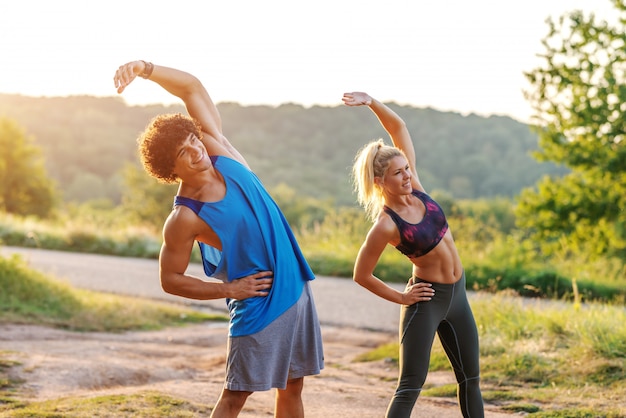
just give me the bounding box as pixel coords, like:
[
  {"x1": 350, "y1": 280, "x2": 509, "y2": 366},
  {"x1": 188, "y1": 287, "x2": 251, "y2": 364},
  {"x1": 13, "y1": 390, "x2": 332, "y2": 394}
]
[
  {"x1": 386, "y1": 291, "x2": 447, "y2": 418},
  {"x1": 437, "y1": 275, "x2": 484, "y2": 418}
]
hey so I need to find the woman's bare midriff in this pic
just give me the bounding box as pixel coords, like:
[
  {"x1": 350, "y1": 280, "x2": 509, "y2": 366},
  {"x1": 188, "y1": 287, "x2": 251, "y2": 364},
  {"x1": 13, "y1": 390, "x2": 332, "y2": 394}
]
[{"x1": 409, "y1": 231, "x2": 463, "y2": 284}]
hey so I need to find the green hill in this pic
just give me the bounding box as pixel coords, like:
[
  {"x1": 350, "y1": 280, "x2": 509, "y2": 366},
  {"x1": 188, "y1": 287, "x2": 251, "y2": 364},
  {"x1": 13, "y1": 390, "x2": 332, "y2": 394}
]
[{"x1": 0, "y1": 94, "x2": 565, "y2": 205}]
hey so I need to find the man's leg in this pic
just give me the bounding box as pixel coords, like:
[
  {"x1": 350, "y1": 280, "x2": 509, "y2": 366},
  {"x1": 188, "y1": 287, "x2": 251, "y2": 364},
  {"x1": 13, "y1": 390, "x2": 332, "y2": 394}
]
[
  {"x1": 210, "y1": 389, "x2": 252, "y2": 418},
  {"x1": 275, "y1": 377, "x2": 304, "y2": 418}
]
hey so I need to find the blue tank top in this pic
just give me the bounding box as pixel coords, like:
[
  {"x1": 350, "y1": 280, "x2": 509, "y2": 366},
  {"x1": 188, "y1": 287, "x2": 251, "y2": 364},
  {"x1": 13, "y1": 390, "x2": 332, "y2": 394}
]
[
  {"x1": 174, "y1": 155, "x2": 314, "y2": 337},
  {"x1": 383, "y1": 190, "x2": 449, "y2": 259}
]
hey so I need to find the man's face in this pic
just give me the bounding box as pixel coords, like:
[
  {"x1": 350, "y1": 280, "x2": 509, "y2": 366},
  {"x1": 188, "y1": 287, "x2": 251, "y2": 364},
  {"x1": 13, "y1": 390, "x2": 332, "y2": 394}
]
[{"x1": 172, "y1": 133, "x2": 211, "y2": 180}]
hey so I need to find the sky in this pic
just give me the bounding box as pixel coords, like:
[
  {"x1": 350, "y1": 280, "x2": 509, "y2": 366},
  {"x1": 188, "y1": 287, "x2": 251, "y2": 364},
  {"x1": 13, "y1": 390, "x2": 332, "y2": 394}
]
[{"x1": 0, "y1": 0, "x2": 620, "y2": 123}]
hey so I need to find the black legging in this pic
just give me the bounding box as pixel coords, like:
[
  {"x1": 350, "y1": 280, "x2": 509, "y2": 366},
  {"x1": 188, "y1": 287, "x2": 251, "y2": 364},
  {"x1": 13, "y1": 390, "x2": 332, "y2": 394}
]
[{"x1": 386, "y1": 272, "x2": 484, "y2": 418}]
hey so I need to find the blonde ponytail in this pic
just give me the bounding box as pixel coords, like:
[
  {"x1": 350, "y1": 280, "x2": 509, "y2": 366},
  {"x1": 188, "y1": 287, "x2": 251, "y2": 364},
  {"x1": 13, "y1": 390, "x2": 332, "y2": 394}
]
[{"x1": 352, "y1": 139, "x2": 405, "y2": 222}]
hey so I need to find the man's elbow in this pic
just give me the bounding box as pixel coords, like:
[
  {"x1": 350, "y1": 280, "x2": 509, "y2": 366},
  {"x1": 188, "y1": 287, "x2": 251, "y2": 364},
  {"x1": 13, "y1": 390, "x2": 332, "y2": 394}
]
[{"x1": 160, "y1": 274, "x2": 178, "y2": 295}]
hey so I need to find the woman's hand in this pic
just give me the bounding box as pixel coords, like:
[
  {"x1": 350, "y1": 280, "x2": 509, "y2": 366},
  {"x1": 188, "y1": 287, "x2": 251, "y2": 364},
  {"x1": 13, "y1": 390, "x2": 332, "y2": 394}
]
[
  {"x1": 342, "y1": 92, "x2": 372, "y2": 107},
  {"x1": 113, "y1": 60, "x2": 146, "y2": 94},
  {"x1": 401, "y1": 278, "x2": 434, "y2": 305}
]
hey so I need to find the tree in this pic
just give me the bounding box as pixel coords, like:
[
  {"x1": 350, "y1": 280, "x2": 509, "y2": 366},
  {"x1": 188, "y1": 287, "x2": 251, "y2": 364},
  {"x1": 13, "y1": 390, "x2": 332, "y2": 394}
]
[
  {"x1": 0, "y1": 118, "x2": 57, "y2": 217},
  {"x1": 516, "y1": 0, "x2": 626, "y2": 260},
  {"x1": 120, "y1": 163, "x2": 178, "y2": 232}
]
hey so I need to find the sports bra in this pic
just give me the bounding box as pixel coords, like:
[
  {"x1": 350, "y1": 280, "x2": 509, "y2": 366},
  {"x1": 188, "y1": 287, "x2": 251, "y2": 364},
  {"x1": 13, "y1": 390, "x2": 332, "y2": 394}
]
[{"x1": 383, "y1": 190, "x2": 449, "y2": 259}]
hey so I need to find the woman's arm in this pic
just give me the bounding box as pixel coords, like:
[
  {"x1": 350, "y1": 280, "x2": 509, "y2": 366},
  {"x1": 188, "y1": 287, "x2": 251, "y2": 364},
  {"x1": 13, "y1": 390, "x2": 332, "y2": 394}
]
[
  {"x1": 343, "y1": 92, "x2": 421, "y2": 190},
  {"x1": 353, "y1": 220, "x2": 434, "y2": 305}
]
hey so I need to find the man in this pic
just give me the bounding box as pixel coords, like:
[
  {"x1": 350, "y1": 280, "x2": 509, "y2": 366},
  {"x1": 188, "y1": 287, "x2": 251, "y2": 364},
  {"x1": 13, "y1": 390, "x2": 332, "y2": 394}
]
[{"x1": 113, "y1": 60, "x2": 324, "y2": 418}]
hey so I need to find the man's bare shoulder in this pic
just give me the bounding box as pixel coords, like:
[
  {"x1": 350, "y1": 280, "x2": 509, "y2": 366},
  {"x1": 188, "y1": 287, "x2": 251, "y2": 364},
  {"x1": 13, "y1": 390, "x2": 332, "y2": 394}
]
[
  {"x1": 163, "y1": 204, "x2": 219, "y2": 248},
  {"x1": 167, "y1": 204, "x2": 199, "y2": 222},
  {"x1": 163, "y1": 206, "x2": 201, "y2": 238}
]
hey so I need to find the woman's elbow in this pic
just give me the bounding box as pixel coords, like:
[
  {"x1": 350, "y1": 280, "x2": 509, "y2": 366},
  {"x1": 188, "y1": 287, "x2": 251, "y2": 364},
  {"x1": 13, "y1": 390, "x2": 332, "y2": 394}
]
[{"x1": 353, "y1": 273, "x2": 368, "y2": 287}]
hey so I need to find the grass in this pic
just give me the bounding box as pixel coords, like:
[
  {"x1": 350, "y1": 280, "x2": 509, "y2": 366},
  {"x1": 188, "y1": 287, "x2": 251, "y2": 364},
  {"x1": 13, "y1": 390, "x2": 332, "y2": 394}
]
[
  {"x1": 1, "y1": 264, "x2": 624, "y2": 417},
  {"x1": 355, "y1": 293, "x2": 626, "y2": 417},
  {"x1": 1, "y1": 208, "x2": 625, "y2": 416},
  {"x1": 0, "y1": 254, "x2": 224, "y2": 332},
  {"x1": 0, "y1": 254, "x2": 228, "y2": 416},
  {"x1": 0, "y1": 212, "x2": 162, "y2": 260},
  {"x1": 2, "y1": 210, "x2": 626, "y2": 302},
  {"x1": 0, "y1": 391, "x2": 210, "y2": 418}
]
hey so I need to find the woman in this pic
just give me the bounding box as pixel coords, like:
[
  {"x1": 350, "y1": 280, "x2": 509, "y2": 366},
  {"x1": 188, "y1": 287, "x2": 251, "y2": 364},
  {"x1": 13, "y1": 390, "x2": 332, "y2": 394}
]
[{"x1": 344, "y1": 92, "x2": 484, "y2": 418}]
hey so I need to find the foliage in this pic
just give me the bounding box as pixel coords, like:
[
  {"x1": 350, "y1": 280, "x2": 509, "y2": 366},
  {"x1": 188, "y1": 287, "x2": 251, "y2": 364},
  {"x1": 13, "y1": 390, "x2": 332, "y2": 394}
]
[
  {"x1": 296, "y1": 196, "x2": 626, "y2": 302},
  {"x1": 269, "y1": 182, "x2": 331, "y2": 228},
  {"x1": 0, "y1": 118, "x2": 57, "y2": 217},
  {"x1": 0, "y1": 211, "x2": 162, "y2": 259},
  {"x1": 519, "y1": 1, "x2": 626, "y2": 261},
  {"x1": 0, "y1": 96, "x2": 168, "y2": 204},
  {"x1": 120, "y1": 163, "x2": 179, "y2": 231},
  {"x1": 452, "y1": 197, "x2": 518, "y2": 234},
  {"x1": 0, "y1": 94, "x2": 564, "y2": 207},
  {"x1": 2, "y1": 192, "x2": 626, "y2": 303}
]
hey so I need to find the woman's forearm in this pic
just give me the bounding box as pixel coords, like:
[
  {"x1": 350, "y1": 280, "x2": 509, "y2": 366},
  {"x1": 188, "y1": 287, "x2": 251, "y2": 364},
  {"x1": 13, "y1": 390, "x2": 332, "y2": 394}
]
[{"x1": 368, "y1": 98, "x2": 408, "y2": 139}]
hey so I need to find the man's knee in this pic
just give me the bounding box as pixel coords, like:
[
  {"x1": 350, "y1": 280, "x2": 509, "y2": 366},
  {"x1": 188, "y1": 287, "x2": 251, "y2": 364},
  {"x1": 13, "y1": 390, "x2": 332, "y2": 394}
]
[
  {"x1": 280, "y1": 377, "x2": 304, "y2": 397},
  {"x1": 275, "y1": 378, "x2": 305, "y2": 418},
  {"x1": 220, "y1": 389, "x2": 253, "y2": 408}
]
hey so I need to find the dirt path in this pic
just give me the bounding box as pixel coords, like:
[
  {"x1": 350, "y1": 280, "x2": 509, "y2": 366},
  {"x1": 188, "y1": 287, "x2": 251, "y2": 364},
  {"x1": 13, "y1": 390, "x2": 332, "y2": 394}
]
[
  {"x1": 0, "y1": 323, "x2": 515, "y2": 417},
  {"x1": 0, "y1": 247, "x2": 515, "y2": 416}
]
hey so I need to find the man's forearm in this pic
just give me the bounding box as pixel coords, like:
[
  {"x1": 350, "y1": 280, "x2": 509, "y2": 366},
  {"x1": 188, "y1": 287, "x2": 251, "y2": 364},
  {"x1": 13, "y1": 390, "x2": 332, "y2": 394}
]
[{"x1": 146, "y1": 64, "x2": 203, "y2": 101}]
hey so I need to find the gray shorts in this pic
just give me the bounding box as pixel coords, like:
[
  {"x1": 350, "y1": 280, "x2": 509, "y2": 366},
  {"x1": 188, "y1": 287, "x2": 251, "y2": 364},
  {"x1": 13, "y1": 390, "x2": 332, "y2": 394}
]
[{"x1": 224, "y1": 281, "x2": 324, "y2": 391}]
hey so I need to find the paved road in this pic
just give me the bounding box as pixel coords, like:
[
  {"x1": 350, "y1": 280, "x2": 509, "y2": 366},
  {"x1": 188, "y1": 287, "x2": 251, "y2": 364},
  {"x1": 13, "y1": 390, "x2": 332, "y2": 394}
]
[{"x1": 1, "y1": 246, "x2": 404, "y2": 332}]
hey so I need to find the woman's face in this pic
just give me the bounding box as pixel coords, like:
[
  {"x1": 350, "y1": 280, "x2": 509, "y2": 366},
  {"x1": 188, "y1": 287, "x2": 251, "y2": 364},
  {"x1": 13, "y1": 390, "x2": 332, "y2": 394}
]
[{"x1": 379, "y1": 155, "x2": 412, "y2": 195}]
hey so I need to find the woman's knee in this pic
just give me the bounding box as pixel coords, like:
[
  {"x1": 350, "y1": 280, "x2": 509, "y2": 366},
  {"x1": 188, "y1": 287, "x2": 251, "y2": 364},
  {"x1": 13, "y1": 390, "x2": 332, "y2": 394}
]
[{"x1": 396, "y1": 371, "x2": 427, "y2": 395}]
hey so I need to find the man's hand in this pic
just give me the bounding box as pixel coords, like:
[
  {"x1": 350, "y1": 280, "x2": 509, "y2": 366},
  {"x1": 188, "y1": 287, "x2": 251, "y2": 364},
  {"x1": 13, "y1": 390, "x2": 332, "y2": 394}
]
[
  {"x1": 113, "y1": 60, "x2": 145, "y2": 94},
  {"x1": 227, "y1": 270, "x2": 274, "y2": 300}
]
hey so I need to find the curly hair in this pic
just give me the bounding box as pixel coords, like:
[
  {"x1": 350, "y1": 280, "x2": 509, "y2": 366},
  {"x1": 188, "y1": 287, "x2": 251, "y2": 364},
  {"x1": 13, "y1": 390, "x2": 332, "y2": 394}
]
[
  {"x1": 352, "y1": 138, "x2": 406, "y2": 222},
  {"x1": 137, "y1": 113, "x2": 203, "y2": 183}
]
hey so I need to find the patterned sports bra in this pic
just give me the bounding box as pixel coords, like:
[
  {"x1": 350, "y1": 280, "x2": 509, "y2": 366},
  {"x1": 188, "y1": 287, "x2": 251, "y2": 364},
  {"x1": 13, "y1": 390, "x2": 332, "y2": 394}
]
[{"x1": 383, "y1": 190, "x2": 449, "y2": 259}]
